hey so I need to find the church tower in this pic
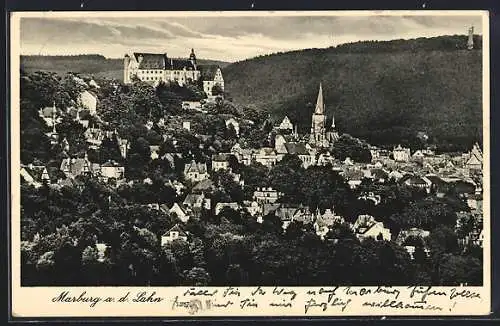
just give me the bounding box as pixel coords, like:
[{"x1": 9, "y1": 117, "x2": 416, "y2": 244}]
[
  {"x1": 467, "y1": 26, "x2": 474, "y2": 50},
  {"x1": 310, "y1": 83, "x2": 328, "y2": 147}
]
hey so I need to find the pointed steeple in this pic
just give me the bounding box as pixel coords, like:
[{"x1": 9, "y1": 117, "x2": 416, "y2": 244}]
[
  {"x1": 331, "y1": 114, "x2": 335, "y2": 129},
  {"x1": 314, "y1": 83, "x2": 325, "y2": 115}
]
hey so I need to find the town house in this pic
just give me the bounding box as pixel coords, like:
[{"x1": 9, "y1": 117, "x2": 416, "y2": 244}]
[
  {"x1": 183, "y1": 160, "x2": 209, "y2": 182},
  {"x1": 211, "y1": 153, "x2": 231, "y2": 171},
  {"x1": 161, "y1": 224, "x2": 189, "y2": 246},
  {"x1": 253, "y1": 187, "x2": 282, "y2": 204},
  {"x1": 352, "y1": 215, "x2": 391, "y2": 242}
]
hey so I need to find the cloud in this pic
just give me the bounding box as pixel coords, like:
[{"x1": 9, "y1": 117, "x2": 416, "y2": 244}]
[{"x1": 18, "y1": 14, "x2": 484, "y2": 61}]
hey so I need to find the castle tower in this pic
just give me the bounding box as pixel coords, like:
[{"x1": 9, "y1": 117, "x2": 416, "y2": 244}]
[
  {"x1": 123, "y1": 54, "x2": 130, "y2": 83},
  {"x1": 310, "y1": 83, "x2": 328, "y2": 147},
  {"x1": 467, "y1": 26, "x2": 474, "y2": 50},
  {"x1": 189, "y1": 48, "x2": 197, "y2": 68}
]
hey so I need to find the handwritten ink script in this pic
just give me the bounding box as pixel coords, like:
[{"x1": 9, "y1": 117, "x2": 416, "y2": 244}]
[{"x1": 48, "y1": 286, "x2": 484, "y2": 316}]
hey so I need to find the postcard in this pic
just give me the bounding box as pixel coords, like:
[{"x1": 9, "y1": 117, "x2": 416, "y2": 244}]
[{"x1": 10, "y1": 10, "x2": 490, "y2": 318}]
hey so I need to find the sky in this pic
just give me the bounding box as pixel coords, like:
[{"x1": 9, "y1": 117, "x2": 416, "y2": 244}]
[{"x1": 19, "y1": 13, "x2": 484, "y2": 62}]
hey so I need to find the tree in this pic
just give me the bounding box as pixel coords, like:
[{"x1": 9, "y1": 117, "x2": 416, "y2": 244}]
[
  {"x1": 390, "y1": 198, "x2": 457, "y2": 231},
  {"x1": 126, "y1": 137, "x2": 151, "y2": 180},
  {"x1": 331, "y1": 134, "x2": 372, "y2": 163},
  {"x1": 211, "y1": 84, "x2": 224, "y2": 96},
  {"x1": 129, "y1": 81, "x2": 162, "y2": 120},
  {"x1": 56, "y1": 116, "x2": 88, "y2": 156},
  {"x1": 301, "y1": 166, "x2": 354, "y2": 215},
  {"x1": 183, "y1": 267, "x2": 211, "y2": 286},
  {"x1": 438, "y1": 254, "x2": 482, "y2": 285},
  {"x1": 240, "y1": 162, "x2": 268, "y2": 199},
  {"x1": 268, "y1": 154, "x2": 305, "y2": 203},
  {"x1": 100, "y1": 135, "x2": 123, "y2": 163}
]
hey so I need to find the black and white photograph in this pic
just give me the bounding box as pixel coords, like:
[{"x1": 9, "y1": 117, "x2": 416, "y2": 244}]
[{"x1": 10, "y1": 10, "x2": 490, "y2": 317}]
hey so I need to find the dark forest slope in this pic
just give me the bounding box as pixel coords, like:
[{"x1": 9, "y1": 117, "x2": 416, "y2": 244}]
[{"x1": 223, "y1": 35, "x2": 483, "y2": 150}]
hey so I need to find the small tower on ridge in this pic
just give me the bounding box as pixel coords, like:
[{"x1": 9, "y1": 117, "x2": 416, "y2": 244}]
[{"x1": 467, "y1": 25, "x2": 474, "y2": 50}]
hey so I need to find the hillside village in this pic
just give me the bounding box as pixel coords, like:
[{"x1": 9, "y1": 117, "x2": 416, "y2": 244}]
[{"x1": 20, "y1": 38, "x2": 484, "y2": 286}]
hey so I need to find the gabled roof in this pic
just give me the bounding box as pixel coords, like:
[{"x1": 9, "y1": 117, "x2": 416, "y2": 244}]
[
  {"x1": 183, "y1": 193, "x2": 204, "y2": 205},
  {"x1": 22, "y1": 165, "x2": 49, "y2": 182},
  {"x1": 164, "y1": 224, "x2": 188, "y2": 237},
  {"x1": 169, "y1": 202, "x2": 189, "y2": 216},
  {"x1": 192, "y1": 179, "x2": 215, "y2": 192},
  {"x1": 134, "y1": 53, "x2": 167, "y2": 69},
  {"x1": 404, "y1": 176, "x2": 429, "y2": 185},
  {"x1": 60, "y1": 157, "x2": 94, "y2": 176},
  {"x1": 184, "y1": 161, "x2": 207, "y2": 174},
  {"x1": 370, "y1": 168, "x2": 388, "y2": 179}
]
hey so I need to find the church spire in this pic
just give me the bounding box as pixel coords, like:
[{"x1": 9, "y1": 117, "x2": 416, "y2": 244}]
[{"x1": 314, "y1": 83, "x2": 324, "y2": 115}]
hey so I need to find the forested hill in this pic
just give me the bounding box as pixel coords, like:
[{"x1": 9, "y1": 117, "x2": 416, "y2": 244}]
[
  {"x1": 223, "y1": 35, "x2": 483, "y2": 151},
  {"x1": 20, "y1": 54, "x2": 230, "y2": 81}
]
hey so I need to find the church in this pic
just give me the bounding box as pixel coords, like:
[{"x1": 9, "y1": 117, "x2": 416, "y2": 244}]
[
  {"x1": 123, "y1": 49, "x2": 201, "y2": 86},
  {"x1": 309, "y1": 83, "x2": 338, "y2": 148}
]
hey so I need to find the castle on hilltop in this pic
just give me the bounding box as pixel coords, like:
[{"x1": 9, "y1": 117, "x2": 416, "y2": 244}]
[
  {"x1": 124, "y1": 49, "x2": 200, "y2": 86},
  {"x1": 124, "y1": 49, "x2": 225, "y2": 98}
]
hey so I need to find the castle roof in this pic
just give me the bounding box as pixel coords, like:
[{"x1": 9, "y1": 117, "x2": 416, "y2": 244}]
[
  {"x1": 170, "y1": 59, "x2": 195, "y2": 70},
  {"x1": 134, "y1": 53, "x2": 167, "y2": 69},
  {"x1": 133, "y1": 53, "x2": 196, "y2": 70}
]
